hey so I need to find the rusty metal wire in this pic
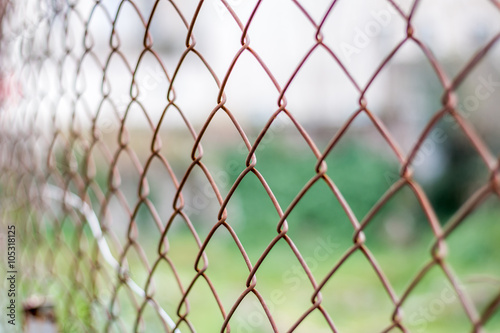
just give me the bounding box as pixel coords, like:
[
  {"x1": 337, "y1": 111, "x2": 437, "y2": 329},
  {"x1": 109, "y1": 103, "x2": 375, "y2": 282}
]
[{"x1": 1, "y1": 0, "x2": 500, "y2": 332}]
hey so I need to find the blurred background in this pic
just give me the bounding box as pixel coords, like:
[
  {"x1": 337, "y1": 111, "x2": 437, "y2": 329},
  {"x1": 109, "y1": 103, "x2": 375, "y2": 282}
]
[{"x1": 1, "y1": 0, "x2": 500, "y2": 332}]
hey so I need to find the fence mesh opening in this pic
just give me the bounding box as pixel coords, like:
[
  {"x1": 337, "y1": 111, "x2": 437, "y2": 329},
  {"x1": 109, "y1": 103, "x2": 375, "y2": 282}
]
[{"x1": 1, "y1": 0, "x2": 500, "y2": 332}]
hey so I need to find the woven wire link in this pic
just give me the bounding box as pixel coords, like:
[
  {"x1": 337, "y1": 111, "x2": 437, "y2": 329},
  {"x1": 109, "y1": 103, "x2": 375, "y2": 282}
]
[{"x1": 0, "y1": 0, "x2": 499, "y2": 332}]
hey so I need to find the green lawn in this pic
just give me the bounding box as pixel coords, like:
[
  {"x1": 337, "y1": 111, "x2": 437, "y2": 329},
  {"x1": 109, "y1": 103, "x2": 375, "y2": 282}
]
[{"x1": 10, "y1": 139, "x2": 500, "y2": 332}]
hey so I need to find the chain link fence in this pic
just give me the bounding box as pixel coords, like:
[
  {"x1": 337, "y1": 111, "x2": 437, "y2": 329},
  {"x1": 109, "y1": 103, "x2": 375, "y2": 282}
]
[{"x1": 1, "y1": 0, "x2": 500, "y2": 332}]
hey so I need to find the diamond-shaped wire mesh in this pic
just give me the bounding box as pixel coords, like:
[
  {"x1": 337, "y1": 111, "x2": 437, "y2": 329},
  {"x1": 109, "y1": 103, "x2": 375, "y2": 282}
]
[{"x1": 0, "y1": 0, "x2": 500, "y2": 332}]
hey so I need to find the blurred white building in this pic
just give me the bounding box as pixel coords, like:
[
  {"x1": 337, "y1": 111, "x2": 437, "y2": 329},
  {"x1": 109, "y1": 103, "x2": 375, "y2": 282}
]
[{"x1": 59, "y1": 0, "x2": 497, "y2": 131}]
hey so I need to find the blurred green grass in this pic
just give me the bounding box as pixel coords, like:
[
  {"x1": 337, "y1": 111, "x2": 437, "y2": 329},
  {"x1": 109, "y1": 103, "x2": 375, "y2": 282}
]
[{"x1": 15, "y1": 139, "x2": 500, "y2": 332}]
